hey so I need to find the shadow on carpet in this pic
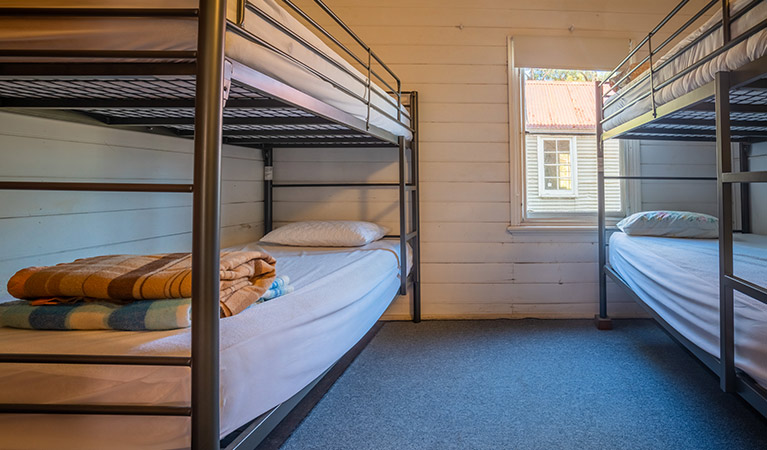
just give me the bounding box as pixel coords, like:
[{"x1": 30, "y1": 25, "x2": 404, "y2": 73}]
[{"x1": 280, "y1": 319, "x2": 767, "y2": 450}]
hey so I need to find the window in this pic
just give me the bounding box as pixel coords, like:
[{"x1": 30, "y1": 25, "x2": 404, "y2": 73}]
[
  {"x1": 507, "y1": 59, "x2": 631, "y2": 225},
  {"x1": 537, "y1": 136, "x2": 577, "y2": 198}
]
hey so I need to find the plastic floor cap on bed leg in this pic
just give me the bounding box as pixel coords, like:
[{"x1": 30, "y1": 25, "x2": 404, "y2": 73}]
[{"x1": 594, "y1": 315, "x2": 613, "y2": 330}]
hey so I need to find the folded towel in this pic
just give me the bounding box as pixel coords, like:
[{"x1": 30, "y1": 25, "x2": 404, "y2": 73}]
[
  {"x1": 260, "y1": 275, "x2": 294, "y2": 301},
  {"x1": 7, "y1": 251, "x2": 276, "y2": 317},
  {"x1": 0, "y1": 298, "x2": 191, "y2": 331}
]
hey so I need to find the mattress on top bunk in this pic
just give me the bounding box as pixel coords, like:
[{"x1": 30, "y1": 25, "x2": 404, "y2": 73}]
[
  {"x1": 603, "y1": 0, "x2": 767, "y2": 132},
  {"x1": 0, "y1": 239, "x2": 412, "y2": 450},
  {"x1": 0, "y1": 0, "x2": 412, "y2": 139},
  {"x1": 609, "y1": 232, "x2": 767, "y2": 387}
]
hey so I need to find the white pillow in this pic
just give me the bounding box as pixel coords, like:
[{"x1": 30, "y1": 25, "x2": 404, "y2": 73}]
[
  {"x1": 616, "y1": 210, "x2": 718, "y2": 238},
  {"x1": 260, "y1": 221, "x2": 389, "y2": 247}
]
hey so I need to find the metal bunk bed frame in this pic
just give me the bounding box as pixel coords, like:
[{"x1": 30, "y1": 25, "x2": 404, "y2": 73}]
[
  {"x1": 596, "y1": 0, "x2": 767, "y2": 418},
  {"x1": 0, "y1": 1, "x2": 421, "y2": 448}
]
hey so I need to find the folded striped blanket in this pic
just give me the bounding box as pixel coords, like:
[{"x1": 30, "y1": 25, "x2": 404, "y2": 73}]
[
  {"x1": 0, "y1": 298, "x2": 192, "y2": 331},
  {"x1": 0, "y1": 276, "x2": 294, "y2": 331},
  {"x1": 7, "y1": 251, "x2": 276, "y2": 317}
]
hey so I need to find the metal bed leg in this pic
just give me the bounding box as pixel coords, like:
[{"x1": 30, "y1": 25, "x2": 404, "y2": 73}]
[
  {"x1": 192, "y1": 1, "x2": 226, "y2": 448},
  {"x1": 715, "y1": 71, "x2": 736, "y2": 393},
  {"x1": 410, "y1": 92, "x2": 421, "y2": 323},
  {"x1": 263, "y1": 146, "x2": 274, "y2": 234},
  {"x1": 595, "y1": 81, "x2": 611, "y2": 330}
]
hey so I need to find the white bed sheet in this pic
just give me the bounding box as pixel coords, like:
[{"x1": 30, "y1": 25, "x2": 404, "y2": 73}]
[
  {"x1": 609, "y1": 232, "x2": 767, "y2": 387},
  {"x1": 0, "y1": 0, "x2": 412, "y2": 139},
  {"x1": 0, "y1": 239, "x2": 411, "y2": 450},
  {"x1": 604, "y1": 0, "x2": 767, "y2": 132}
]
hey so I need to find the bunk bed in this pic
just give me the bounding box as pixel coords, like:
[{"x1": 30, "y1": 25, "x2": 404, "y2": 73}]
[
  {"x1": 0, "y1": 1, "x2": 421, "y2": 449},
  {"x1": 596, "y1": 0, "x2": 767, "y2": 417}
]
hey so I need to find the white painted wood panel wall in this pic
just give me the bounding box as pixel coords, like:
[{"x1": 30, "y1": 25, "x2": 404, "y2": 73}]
[
  {"x1": 279, "y1": 0, "x2": 718, "y2": 319},
  {"x1": 638, "y1": 140, "x2": 718, "y2": 216},
  {"x1": 0, "y1": 112, "x2": 264, "y2": 300}
]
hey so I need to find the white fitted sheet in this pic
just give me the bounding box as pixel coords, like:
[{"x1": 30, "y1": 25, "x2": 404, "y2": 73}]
[
  {"x1": 609, "y1": 232, "x2": 767, "y2": 387},
  {"x1": 0, "y1": 0, "x2": 412, "y2": 139},
  {"x1": 604, "y1": 0, "x2": 767, "y2": 132},
  {"x1": 0, "y1": 239, "x2": 411, "y2": 450}
]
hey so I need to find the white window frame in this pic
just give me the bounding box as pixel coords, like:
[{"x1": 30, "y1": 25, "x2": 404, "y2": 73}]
[
  {"x1": 536, "y1": 135, "x2": 578, "y2": 198},
  {"x1": 507, "y1": 36, "x2": 637, "y2": 229}
]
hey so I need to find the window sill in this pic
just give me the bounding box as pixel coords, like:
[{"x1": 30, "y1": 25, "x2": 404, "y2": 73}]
[
  {"x1": 507, "y1": 225, "x2": 596, "y2": 234},
  {"x1": 506, "y1": 225, "x2": 621, "y2": 234}
]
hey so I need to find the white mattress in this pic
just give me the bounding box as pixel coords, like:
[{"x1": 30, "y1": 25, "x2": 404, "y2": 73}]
[
  {"x1": 0, "y1": 239, "x2": 412, "y2": 450},
  {"x1": 604, "y1": 0, "x2": 767, "y2": 132},
  {"x1": 609, "y1": 232, "x2": 767, "y2": 387},
  {"x1": 0, "y1": 0, "x2": 412, "y2": 140}
]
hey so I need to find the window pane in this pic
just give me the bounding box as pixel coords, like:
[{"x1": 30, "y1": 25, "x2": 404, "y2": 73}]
[
  {"x1": 558, "y1": 165, "x2": 570, "y2": 178},
  {"x1": 559, "y1": 178, "x2": 572, "y2": 190},
  {"x1": 544, "y1": 178, "x2": 557, "y2": 189},
  {"x1": 544, "y1": 166, "x2": 557, "y2": 177},
  {"x1": 543, "y1": 140, "x2": 556, "y2": 151},
  {"x1": 557, "y1": 139, "x2": 570, "y2": 151},
  {"x1": 558, "y1": 153, "x2": 570, "y2": 165},
  {"x1": 544, "y1": 152, "x2": 556, "y2": 164}
]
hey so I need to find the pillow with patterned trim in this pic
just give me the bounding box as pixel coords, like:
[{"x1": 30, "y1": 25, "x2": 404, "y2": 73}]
[
  {"x1": 616, "y1": 211, "x2": 718, "y2": 238},
  {"x1": 259, "y1": 221, "x2": 389, "y2": 247}
]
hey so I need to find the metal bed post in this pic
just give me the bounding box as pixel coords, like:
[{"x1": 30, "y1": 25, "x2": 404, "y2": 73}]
[
  {"x1": 263, "y1": 146, "x2": 274, "y2": 234},
  {"x1": 595, "y1": 81, "x2": 611, "y2": 330},
  {"x1": 410, "y1": 92, "x2": 421, "y2": 323},
  {"x1": 398, "y1": 135, "x2": 408, "y2": 297},
  {"x1": 191, "y1": 0, "x2": 226, "y2": 448},
  {"x1": 715, "y1": 70, "x2": 736, "y2": 393}
]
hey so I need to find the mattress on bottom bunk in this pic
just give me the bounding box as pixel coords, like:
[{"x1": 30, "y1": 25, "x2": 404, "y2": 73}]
[
  {"x1": 609, "y1": 232, "x2": 767, "y2": 387},
  {"x1": 0, "y1": 239, "x2": 412, "y2": 450},
  {"x1": 0, "y1": 0, "x2": 412, "y2": 139},
  {"x1": 603, "y1": 0, "x2": 767, "y2": 132}
]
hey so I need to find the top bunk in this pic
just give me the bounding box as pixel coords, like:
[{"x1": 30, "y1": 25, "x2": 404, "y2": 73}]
[
  {"x1": 599, "y1": 0, "x2": 767, "y2": 143},
  {"x1": 0, "y1": 0, "x2": 413, "y2": 148}
]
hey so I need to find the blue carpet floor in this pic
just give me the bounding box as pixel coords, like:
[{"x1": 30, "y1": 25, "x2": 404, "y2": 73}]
[{"x1": 280, "y1": 319, "x2": 767, "y2": 450}]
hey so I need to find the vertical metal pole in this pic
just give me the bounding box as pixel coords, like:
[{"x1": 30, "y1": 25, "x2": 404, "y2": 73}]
[
  {"x1": 739, "y1": 143, "x2": 751, "y2": 234},
  {"x1": 722, "y1": 0, "x2": 731, "y2": 45},
  {"x1": 192, "y1": 0, "x2": 226, "y2": 448},
  {"x1": 595, "y1": 81, "x2": 611, "y2": 330},
  {"x1": 263, "y1": 147, "x2": 274, "y2": 234},
  {"x1": 716, "y1": 71, "x2": 735, "y2": 393},
  {"x1": 398, "y1": 136, "x2": 407, "y2": 297},
  {"x1": 648, "y1": 33, "x2": 658, "y2": 118},
  {"x1": 410, "y1": 92, "x2": 421, "y2": 323}
]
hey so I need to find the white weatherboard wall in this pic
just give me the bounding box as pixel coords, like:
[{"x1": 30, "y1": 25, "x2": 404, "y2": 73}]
[
  {"x1": 638, "y1": 140, "x2": 718, "y2": 216},
  {"x1": 0, "y1": 112, "x2": 264, "y2": 298},
  {"x1": 280, "y1": 0, "x2": 717, "y2": 319}
]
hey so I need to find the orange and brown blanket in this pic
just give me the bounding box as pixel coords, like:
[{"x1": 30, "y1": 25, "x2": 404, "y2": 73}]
[{"x1": 7, "y1": 251, "x2": 276, "y2": 317}]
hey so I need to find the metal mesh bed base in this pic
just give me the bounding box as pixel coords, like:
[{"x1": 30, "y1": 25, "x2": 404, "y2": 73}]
[{"x1": 0, "y1": 74, "x2": 394, "y2": 148}]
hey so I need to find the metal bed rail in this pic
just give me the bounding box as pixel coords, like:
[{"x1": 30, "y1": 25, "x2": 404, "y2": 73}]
[
  {"x1": 599, "y1": 0, "x2": 765, "y2": 128},
  {"x1": 0, "y1": 0, "x2": 411, "y2": 136}
]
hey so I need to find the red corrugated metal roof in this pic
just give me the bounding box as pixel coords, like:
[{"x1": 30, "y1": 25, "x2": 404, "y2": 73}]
[{"x1": 525, "y1": 80, "x2": 595, "y2": 131}]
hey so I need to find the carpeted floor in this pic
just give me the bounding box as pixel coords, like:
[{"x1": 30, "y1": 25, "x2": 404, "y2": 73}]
[{"x1": 279, "y1": 319, "x2": 767, "y2": 450}]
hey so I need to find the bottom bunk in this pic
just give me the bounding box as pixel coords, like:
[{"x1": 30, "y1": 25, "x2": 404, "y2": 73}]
[
  {"x1": 0, "y1": 239, "x2": 412, "y2": 450},
  {"x1": 607, "y1": 232, "x2": 767, "y2": 391}
]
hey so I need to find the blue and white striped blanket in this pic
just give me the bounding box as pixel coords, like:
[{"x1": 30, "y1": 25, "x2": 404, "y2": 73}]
[{"x1": 0, "y1": 275, "x2": 294, "y2": 331}]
